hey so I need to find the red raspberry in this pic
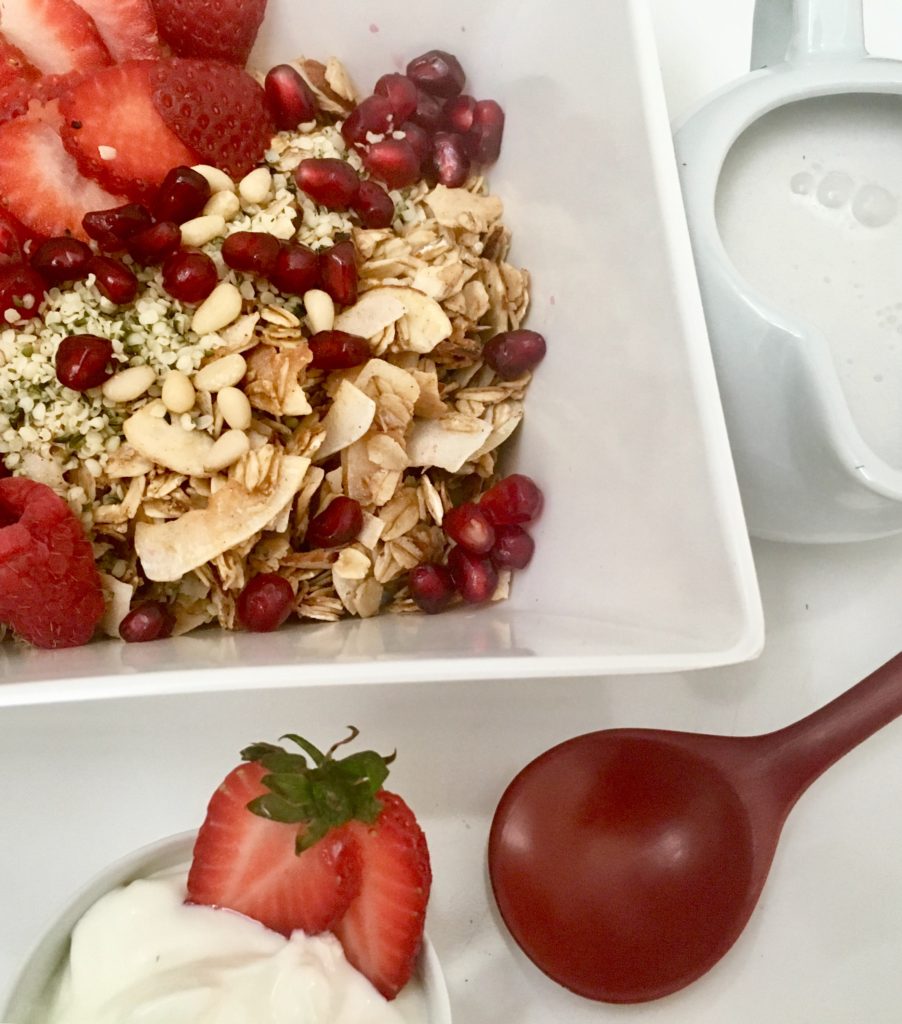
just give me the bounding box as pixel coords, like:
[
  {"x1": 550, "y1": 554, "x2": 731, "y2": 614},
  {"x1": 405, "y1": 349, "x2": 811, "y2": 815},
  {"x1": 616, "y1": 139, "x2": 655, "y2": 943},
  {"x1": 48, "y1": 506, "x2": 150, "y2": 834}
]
[
  {"x1": 0, "y1": 478, "x2": 104, "y2": 648},
  {"x1": 150, "y1": 58, "x2": 275, "y2": 180}
]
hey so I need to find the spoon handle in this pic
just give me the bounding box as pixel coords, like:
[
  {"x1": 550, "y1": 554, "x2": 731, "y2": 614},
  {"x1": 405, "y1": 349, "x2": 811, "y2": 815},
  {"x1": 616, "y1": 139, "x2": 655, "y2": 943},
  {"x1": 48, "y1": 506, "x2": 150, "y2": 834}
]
[{"x1": 755, "y1": 652, "x2": 902, "y2": 808}]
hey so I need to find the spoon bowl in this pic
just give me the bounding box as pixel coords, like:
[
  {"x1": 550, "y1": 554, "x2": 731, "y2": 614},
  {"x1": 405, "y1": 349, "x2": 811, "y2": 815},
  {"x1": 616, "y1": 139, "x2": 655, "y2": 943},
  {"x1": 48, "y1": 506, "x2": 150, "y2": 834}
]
[{"x1": 489, "y1": 652, "x2": 902, "y2": 1002}]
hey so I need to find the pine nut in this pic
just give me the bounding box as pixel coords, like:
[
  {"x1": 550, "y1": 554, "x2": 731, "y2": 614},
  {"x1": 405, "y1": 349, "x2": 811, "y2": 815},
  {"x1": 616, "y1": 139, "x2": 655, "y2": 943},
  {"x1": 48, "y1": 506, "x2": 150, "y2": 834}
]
[
  {"x1": 180, "y1": 214, "x2": 226, "y2": 248},
  {"x1": 102, "y1": 365, "x2": 156, "y2": 403},
  {"x1": 238, "y1": 167, "x2": 273, "y2": 206},
  {"x1": 191, "y1": 164, "x2": 235, "y2": 193},
  {"x1": 217, "y1": 387, "x2": 252, "y2": 430},
  {"x1": 161, "y1": 370, "x2": 196, "y2": 414},
  {"x1": 193, "y1": 352, "x2": 247, "y2": 393},
  {"x1": 303, "y1": 289, "x2": 335, "y2": 334},
  {"x1": 191, "y1": 282, "x2": 243, "y2": 336},
  {"x1": 203, "y1": 190, "x2": 241, "y2": 221},
  {"x1": 203, "y1": 429, "x2": 249, "y2": 473}
]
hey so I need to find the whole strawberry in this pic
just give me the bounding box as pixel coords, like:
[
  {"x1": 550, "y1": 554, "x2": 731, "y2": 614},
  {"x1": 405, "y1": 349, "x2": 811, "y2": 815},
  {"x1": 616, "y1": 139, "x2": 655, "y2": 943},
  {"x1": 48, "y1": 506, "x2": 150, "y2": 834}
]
[
  {"x1": 151, "y1": 0, "x2": 267, "y2": 65},
  {"x1": 187, "y1": 728, "x2": 431, "y2": 1000}
]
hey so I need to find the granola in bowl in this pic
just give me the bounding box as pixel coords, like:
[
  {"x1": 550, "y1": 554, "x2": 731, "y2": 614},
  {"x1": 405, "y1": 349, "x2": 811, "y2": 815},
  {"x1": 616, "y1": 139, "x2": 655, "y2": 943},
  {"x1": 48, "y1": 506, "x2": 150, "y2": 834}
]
[{"x1": 0, "y1": 15, "x2": 546, "y2": 649}]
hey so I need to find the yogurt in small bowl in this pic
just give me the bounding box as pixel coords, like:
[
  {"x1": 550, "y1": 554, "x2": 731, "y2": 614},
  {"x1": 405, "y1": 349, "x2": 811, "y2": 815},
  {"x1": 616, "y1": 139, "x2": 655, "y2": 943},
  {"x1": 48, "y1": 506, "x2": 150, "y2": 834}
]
[{"x1": 2, "y1": 832, "x2": 451, "y2": 1024}]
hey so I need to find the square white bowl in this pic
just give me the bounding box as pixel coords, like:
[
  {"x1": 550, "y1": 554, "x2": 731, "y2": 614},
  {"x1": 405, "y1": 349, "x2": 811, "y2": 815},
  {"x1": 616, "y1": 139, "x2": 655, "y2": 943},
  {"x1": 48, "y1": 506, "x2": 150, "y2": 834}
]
[{"x1": 0, "y1": 0, "x2": 762, "y2": 704}]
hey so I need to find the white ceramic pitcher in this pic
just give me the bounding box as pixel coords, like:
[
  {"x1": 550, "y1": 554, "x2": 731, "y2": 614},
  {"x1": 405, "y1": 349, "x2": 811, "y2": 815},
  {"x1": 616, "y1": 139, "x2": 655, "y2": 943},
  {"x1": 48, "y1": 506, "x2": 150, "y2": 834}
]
[{"x1": 675, "y1": 0, "x2": 902, "y2": 542}]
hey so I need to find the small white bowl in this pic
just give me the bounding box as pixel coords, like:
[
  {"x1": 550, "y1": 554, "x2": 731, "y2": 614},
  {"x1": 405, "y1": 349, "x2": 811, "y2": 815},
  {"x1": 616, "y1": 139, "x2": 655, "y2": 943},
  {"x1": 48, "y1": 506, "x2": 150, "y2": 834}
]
[{"x1": 2, "y1": 832, "x2": 451, "y2": 1024}]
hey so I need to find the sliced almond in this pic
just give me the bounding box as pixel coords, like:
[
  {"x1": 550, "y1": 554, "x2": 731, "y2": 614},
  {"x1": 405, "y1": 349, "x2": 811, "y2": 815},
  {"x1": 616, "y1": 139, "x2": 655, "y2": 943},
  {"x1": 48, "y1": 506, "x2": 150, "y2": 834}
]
[
  {"x1": 123, "y1": 402, "x2": 215, "y2": 476},
  {"x1": 470, "y1": 407, "x2": 524, "y2": 460},
  {"x1": 135, "y1": 455, "x2": 310, "y2": 582},
  {"x1": 315, "y1": 380, "x2": 376, "y2": 462},
  {"x1": 407, "y1": 415, "x2": 493, "y2": 472}
]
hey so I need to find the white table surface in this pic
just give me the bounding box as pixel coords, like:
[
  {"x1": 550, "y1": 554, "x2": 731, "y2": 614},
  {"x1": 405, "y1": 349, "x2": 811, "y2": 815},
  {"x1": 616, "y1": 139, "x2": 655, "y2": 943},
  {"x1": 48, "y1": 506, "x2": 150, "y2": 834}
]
[{"x1": 4, "y1": 2, "x2": 902, "y2": 1022}]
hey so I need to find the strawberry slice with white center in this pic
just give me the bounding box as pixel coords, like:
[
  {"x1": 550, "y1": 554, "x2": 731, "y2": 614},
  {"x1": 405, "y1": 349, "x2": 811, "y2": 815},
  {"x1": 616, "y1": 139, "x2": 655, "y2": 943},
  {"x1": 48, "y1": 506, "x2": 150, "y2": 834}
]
[
  {"x1": 72, "y1": 0, "x2": 161, "y2": 61},
  {"x1": 0, "y1": 0, "x2": 111, "y2": 75},
  {"x1": 186, "y1": 730, "x2": 432, "y2": 1002},
  {"x1": 333, "y1": 791, "x2": 432, "y2": 1000},
  {"x1": 0, "y1": 31, "x2": 40, "y2": 89},
  {"x1": 0, "y1": 101, "x2": 126, "y2": 239},
  {"x1": 186, "y1": 759, "x2": 363, "y2": 937},
  {"x1": 59, "y1": 61, "x2": 199, "y2": 201}
]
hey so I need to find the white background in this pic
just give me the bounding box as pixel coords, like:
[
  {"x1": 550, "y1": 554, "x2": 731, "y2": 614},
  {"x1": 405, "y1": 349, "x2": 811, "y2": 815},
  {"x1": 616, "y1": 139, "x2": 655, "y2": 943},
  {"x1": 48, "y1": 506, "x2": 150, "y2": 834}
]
[{"x1": 4, "y1": 1, "x2": 902, "y2": 1021}]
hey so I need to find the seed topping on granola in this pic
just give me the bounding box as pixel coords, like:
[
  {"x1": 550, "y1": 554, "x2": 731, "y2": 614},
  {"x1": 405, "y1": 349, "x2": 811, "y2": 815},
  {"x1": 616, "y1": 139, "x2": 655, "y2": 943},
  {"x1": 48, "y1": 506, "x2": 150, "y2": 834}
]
[{"x1": 0, "y1": 0, "x2": 547, "y2": 648}]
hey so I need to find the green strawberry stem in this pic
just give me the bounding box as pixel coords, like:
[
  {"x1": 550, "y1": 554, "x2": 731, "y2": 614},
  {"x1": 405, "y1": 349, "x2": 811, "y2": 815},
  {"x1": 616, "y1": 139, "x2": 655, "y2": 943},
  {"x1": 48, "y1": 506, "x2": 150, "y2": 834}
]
[{"x1": 240, "y1": 728, "x2": 396, "y2": 853}]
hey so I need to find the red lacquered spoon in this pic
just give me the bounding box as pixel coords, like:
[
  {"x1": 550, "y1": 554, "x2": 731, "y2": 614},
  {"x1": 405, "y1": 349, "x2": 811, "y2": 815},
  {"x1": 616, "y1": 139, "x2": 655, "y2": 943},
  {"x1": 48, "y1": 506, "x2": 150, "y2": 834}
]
[{"x1": 488, "y1": 652, "x2": 902, "y2": 1004}]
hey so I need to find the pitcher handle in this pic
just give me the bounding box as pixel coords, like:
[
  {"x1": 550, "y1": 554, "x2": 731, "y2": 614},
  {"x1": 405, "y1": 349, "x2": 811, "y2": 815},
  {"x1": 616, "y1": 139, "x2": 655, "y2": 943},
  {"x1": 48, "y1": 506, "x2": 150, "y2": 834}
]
[{"x1": 751, "y1": 0, "x2": 866, "y2": 70}]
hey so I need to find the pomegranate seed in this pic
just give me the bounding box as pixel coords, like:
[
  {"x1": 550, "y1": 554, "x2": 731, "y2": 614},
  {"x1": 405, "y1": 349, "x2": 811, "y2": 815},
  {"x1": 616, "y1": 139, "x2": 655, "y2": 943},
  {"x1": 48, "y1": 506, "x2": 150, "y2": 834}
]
[
  {"x1": 443, "y1": 502, "x2": 496, "y2": 555},
  {"x1": 31, "y1": 237, "x2": 91, "y2": 284},
  {"x1": 363, "y1": 138, "x2": 421, "y2": 190},
  {"x1": 318, "y1": 240, "x2": 358, "y2": 306},
  {"x1": 236, "y1": 573, "x2": 295, "y2": 632},
  {"x1": 119, "y1": 602, "x2": 174, "y2": 643},
  {"x1": 221, "y1": 231, "x2": 281, "y2": 277},
  {"x1": 448, "y1": 546, "x2": 498, "y2": 604},
  {"x1": 340, "y1": 95, "x2": 394, "y2": 150},
  {"x1": 490, "y1": 524, "x2": 535, "y2": 570},
  {"x1": 55, "y1": 334, "x2": 113, "y2": 391},
  {"x1": 0, "y1": 265, "x2": 45, "y2": 321},
  {"x1": 127, "y1": 221, "x2": 181, "y2": 266},
  {"x1": 432, "y1": 132, "x2": 470, "y2": 188},
  {"x1": 87, "y1": 255, "x2": 138, "y2": 305},
  {"x1": 264, "y1": 63, "x2": 318, "y2": 131},
  {"x1": 480, "y1": 474, "x2": 544, "y2": 526},
  {"x1": 308, "y1": 330, "x2": 370, "y2": 371},
  {"x1": 82, "y1": 203, "x2": 152, "y2": 251},
  {"x1": 374, "y1": 73, "x2": 418, "y2": 121},
  {"x1": 406, "y1": 50, "x2": 466, "y2": 98},
  {"x1": 351, "y1": 179, "x2": 395, "y2": 228},
  {"x1": 162, "y1": 250, "x2": 218, "y2": 303},
  {"x1": 467, "y1": 100, "x2": 505, "y2": 165},
  {"x1": 409, "y1": 89, "x2": 447, "y2": 132},
  {"x1": 153, "y1": 166, "x2": 211, "y2": 224},
  {"x1": 306, "y1": 495, "x2": 363, "y2": 548},
  {"x1": 484, "y1": 329, "x2": 546, "y2": 380},
  {"x1": 398, "y1": 121, "x2": 431, "y2": 165},
  {"x1": 444, "y1": 94, "x2": 476, "y2": 134},
  {"x1": 270, "y1": 243, "x2": 320, "y2": 295},
  {"x1": 295, "y1": 158, "x2": 360, "y2": 211},
  {"x1": 408, "y1": 563, "x2": 456, "y2": 614}
]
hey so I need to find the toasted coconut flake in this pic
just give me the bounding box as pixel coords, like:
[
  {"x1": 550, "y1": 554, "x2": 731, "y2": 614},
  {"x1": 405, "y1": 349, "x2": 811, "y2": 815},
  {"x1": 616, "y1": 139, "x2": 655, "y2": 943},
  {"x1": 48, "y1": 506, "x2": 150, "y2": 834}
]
[
  {"x1": 353, "y1": 358, "x2": 420, "y2": 408},
  {"x1": 407, "y1": 415, "x2": 493, "y2": 472},
  {"x1": 217, "y1": 313, "x2": 261, "y2": 354},
  {"x1": 425, "y1": 185, "x2": 503, "y2": 233},
  {"x1": 106, "y1": 444, "x2": 154, "y2": 479},
  {"x1": 357, "y1": 511, "x2": 385, "y2": 550},
  {"x1": 135, "y1": 456, "x2": 310, "y2": 582},
  {"x1": 99, "y1": 573, "x2": 135, "y2": 638},
  {"x1": 335, "y1": 286, "x2": 452, "y2": 354},
  {"x1": 123, "y1": 402, "x2": 215, "y2": 477},
  {"x1": 334, "y1": 289, "x2": 407, "y2": 340},
  {"x1": 343, "y1": 437, "x2": 401, "y2": 507},
  {"x1": 245, "y1": 344, "x2": 313, "y2": 417},
  {"x1": 315, "y1": 380, "x2": 377, "y2": 461}
]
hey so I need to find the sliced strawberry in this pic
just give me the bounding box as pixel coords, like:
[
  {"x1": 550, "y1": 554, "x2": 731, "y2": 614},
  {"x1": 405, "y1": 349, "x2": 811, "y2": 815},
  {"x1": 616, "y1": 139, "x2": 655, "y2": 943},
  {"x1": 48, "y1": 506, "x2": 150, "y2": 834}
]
[
  {"x1": 0, "y1": 32, "x2": 40, "y2": 89},
  {"x1": 0, "y1": 103, "x2": 126, "y2": 239},
  {"x1": 0, "y1": 72, "x2": 81, "y2": 128},
  {"x1": 72, "y1": 0, "x2": 162, "y2": 61},
  {"x1": 333, "y1": 791, "x2": 432, "y2": 1000},
  {"x1": 186, "y1": 761, "x2": 362, "y2": 937},
  {"x1": 151, "y1": 0, "x2": 266, "y2": 65},
  {"x1": 0, "y1": 0, "x2": 111, "y2": 75},
  {"x1": 59, "y1": 61, "x2": 198, "y2": 201},
  {"x1": 150, "y1": 57, "x2": 274, "y2": 180}
]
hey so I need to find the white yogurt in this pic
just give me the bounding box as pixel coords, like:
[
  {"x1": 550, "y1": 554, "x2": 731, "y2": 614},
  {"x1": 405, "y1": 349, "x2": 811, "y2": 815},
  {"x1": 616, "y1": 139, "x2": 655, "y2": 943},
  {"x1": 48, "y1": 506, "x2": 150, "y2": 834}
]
[
  {"x1": 715, "y1": 94, "x2": 902, "y2": 467},
  {"x1": 41, "y1": 868, "x2": 418, "y2": 1024}
]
